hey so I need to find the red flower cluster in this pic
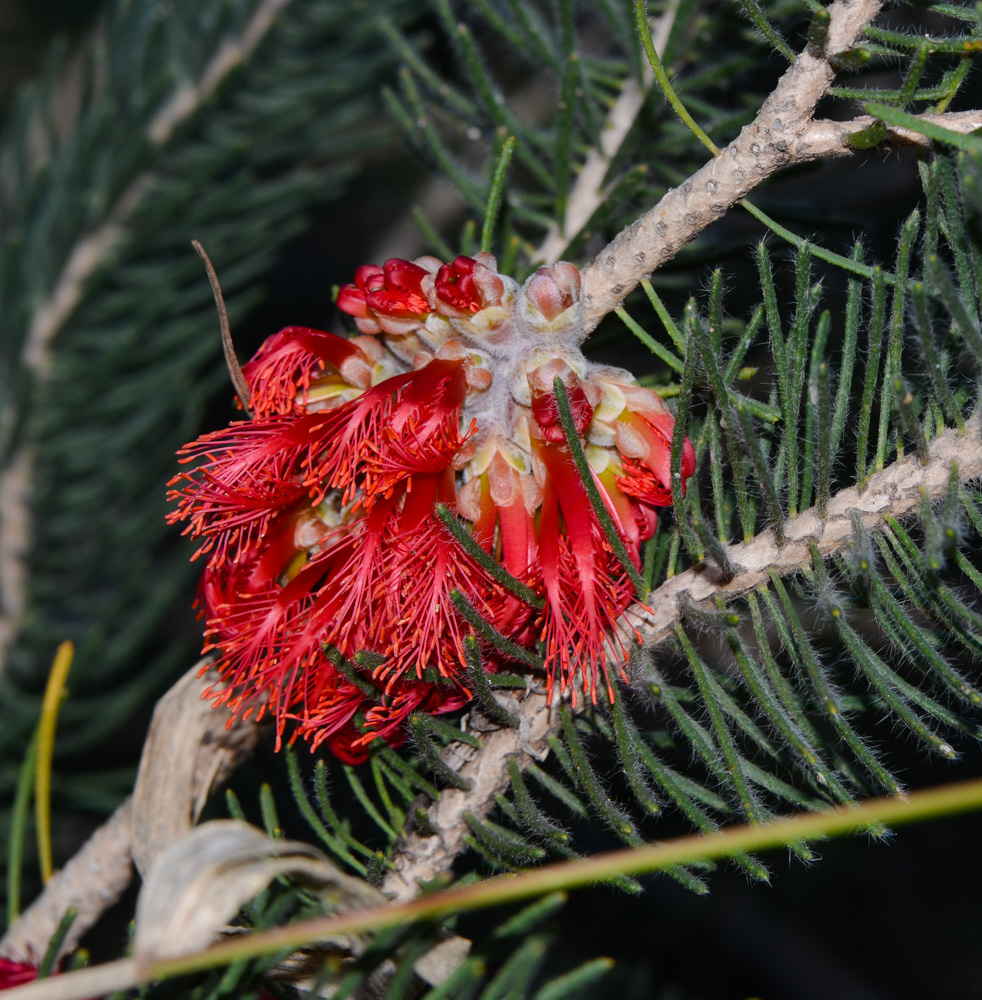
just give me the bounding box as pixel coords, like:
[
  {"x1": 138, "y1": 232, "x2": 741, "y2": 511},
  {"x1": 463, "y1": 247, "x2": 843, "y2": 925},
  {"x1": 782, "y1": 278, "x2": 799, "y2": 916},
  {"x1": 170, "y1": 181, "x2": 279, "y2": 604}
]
[{"x1": 169, "y1": 254, "x2": 694, "y2": 760}]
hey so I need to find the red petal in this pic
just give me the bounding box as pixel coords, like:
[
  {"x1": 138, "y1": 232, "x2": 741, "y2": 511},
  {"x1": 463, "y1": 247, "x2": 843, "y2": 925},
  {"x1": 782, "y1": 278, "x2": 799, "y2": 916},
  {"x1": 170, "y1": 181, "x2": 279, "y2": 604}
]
[
  {"x1": 168, "y1": 412, "x2": 337, "y2": 563},
  {"x1": 294, "y1": 673, "x2": 372, "y2": 758},
  {"x1": 336, "y1": 283, "x2": 370, "y2": 318},
  {"x1": 616, "y1": 411, "x2": 696, "y2": 507},
  {"x1": 338, "y1": 260, "x2": 431, "y2": 326},
  {"x1": 533, "y1": 439, "x2": 636, "y2": 704},
  {"x1": 0, "y1": 959, "x2": 37, "y2": 989},
  {"x1": 376, "y1": 498, "x2": 500, "y2": 687},
  {"x1": 382, "y1": 258, "x2": 430, "y2": 308},
  {"x1": 434, "y1": 257, "x2": 481, "y2": 314},
  {"x1": 243, "y1": 327, "x2": 371, "y2": 416},
  {"x1": 359, "y1": 677, "x2": 470, "y2": 748}
]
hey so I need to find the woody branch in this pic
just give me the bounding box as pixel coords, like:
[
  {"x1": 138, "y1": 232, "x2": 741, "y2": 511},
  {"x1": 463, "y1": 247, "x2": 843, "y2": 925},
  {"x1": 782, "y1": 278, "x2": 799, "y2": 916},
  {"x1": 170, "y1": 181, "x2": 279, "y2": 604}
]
[{"x1": 579, "y1": 0, "x2": 982, "y2": 331}]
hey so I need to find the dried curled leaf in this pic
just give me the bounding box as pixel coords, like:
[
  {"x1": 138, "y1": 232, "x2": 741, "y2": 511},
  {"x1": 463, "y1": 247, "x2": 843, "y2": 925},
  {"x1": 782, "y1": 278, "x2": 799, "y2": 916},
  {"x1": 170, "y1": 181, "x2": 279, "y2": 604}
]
[
  {"x1": 0, "y1": 663, "x2": 261, "y2": 966},
  {"x1": 134, "y1": 819, "x2": 385, "y2": 967},
  {"x1": 134, "y1": 820, "x2": 470, "y2": 995},
  {"x1": 131, "y1": 661, "x2": 262, "y2": 878}
]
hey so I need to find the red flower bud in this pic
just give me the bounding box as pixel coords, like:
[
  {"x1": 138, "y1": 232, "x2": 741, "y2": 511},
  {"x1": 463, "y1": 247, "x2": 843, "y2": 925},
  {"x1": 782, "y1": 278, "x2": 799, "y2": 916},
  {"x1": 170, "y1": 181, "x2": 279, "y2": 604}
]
[
  {"x1": 337, "y1": 258, "x2": 437, "y2": 336},
  {"x1": 433, "y1": 253, "x2": 506, "y2": 317},
  {"x1": 523, "y1": 262, "x2": 581, "y2": 325},
  {"x1": 528, "y1": 359, "x2": 596, "y2": 443}
]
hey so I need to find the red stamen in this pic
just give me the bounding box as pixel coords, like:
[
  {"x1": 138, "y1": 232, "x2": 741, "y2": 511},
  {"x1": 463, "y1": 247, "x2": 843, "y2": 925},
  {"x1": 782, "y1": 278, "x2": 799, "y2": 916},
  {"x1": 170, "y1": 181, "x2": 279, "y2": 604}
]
[{"x1": 243, "y1": 326, "x2": 372, "y2": 417}]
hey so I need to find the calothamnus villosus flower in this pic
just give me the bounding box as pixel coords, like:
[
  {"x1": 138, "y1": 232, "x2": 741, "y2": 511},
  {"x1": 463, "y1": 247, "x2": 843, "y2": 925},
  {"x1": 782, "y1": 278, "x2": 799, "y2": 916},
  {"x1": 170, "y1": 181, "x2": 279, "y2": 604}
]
[{"x1": 168, "y1": 254, "x2": 694, "y2": 760}]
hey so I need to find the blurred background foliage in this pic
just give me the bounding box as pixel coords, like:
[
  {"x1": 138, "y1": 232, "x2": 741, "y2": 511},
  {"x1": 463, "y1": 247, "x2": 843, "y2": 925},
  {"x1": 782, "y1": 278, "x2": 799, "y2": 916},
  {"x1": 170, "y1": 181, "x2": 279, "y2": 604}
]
[{"x1": 2, "y1": 2, "x2": 982, "y2": 998}]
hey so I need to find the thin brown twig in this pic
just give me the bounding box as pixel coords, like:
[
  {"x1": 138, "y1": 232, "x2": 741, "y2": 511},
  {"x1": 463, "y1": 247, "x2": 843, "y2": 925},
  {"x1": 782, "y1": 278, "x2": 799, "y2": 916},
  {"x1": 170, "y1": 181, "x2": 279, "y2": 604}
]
[{"x1": 192, "y1": 240, "x2": 253, "y2": 416}]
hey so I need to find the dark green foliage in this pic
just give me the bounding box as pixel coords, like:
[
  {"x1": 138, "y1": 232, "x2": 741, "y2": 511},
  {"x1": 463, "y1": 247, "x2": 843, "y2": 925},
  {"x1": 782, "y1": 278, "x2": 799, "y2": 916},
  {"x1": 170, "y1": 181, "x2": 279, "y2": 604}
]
[
  {"x1": 384, "y1": 0, "x2": 780, "y2": 276},
  {"x1": 553, "y1": 379, "x2": 646, "y2": 595},
  {"x1": 0, "y1": 0, "x2": 415, "y2": 901},
  {"x1": 274, "y1": 744, "x2": 614, "y2": 998}
]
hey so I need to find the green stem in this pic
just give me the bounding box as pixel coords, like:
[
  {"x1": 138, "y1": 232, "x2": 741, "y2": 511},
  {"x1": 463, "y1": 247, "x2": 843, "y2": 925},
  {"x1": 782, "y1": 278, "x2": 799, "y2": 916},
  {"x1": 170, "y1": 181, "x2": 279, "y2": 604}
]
[
  {"x1": 481, "y1": 135, "x2": 516, "y2": 253},
  {"x1": 34, "y1": 779, "x2": 982, "y2": 1000},
  {"x1": 633, "y1": 0, "x2": 718, "y2": 156},
  {"x1": 553, "y1": 378, "x2": 648, "y2": 597},
  {"x1": 6, "y1": 728, "x2": 39, "y2": 927}
]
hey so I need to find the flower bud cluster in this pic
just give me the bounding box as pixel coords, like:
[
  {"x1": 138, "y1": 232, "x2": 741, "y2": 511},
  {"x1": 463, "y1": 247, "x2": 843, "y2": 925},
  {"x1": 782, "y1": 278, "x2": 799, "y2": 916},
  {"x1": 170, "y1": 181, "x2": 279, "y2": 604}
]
[{"x1": 169, "y1": 254, "x2": 694, "y2": 759}]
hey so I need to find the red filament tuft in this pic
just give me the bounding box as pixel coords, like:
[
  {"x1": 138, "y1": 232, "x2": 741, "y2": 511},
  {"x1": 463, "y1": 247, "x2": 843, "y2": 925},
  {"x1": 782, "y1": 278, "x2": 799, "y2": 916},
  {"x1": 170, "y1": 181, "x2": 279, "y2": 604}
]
[{"x1": 170, "y1": 254, "x2": 695, "y2": 757}]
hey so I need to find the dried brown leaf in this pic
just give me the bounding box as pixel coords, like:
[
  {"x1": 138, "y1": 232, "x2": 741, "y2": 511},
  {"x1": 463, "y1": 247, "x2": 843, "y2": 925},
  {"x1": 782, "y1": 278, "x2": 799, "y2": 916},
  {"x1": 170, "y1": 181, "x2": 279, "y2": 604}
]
[
  {"x1": 133, "y1": 819, "x2": 385, "y2": 968},
  {"x1": 130, "y1": 660, "x2": 262, "y2": 878}
]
